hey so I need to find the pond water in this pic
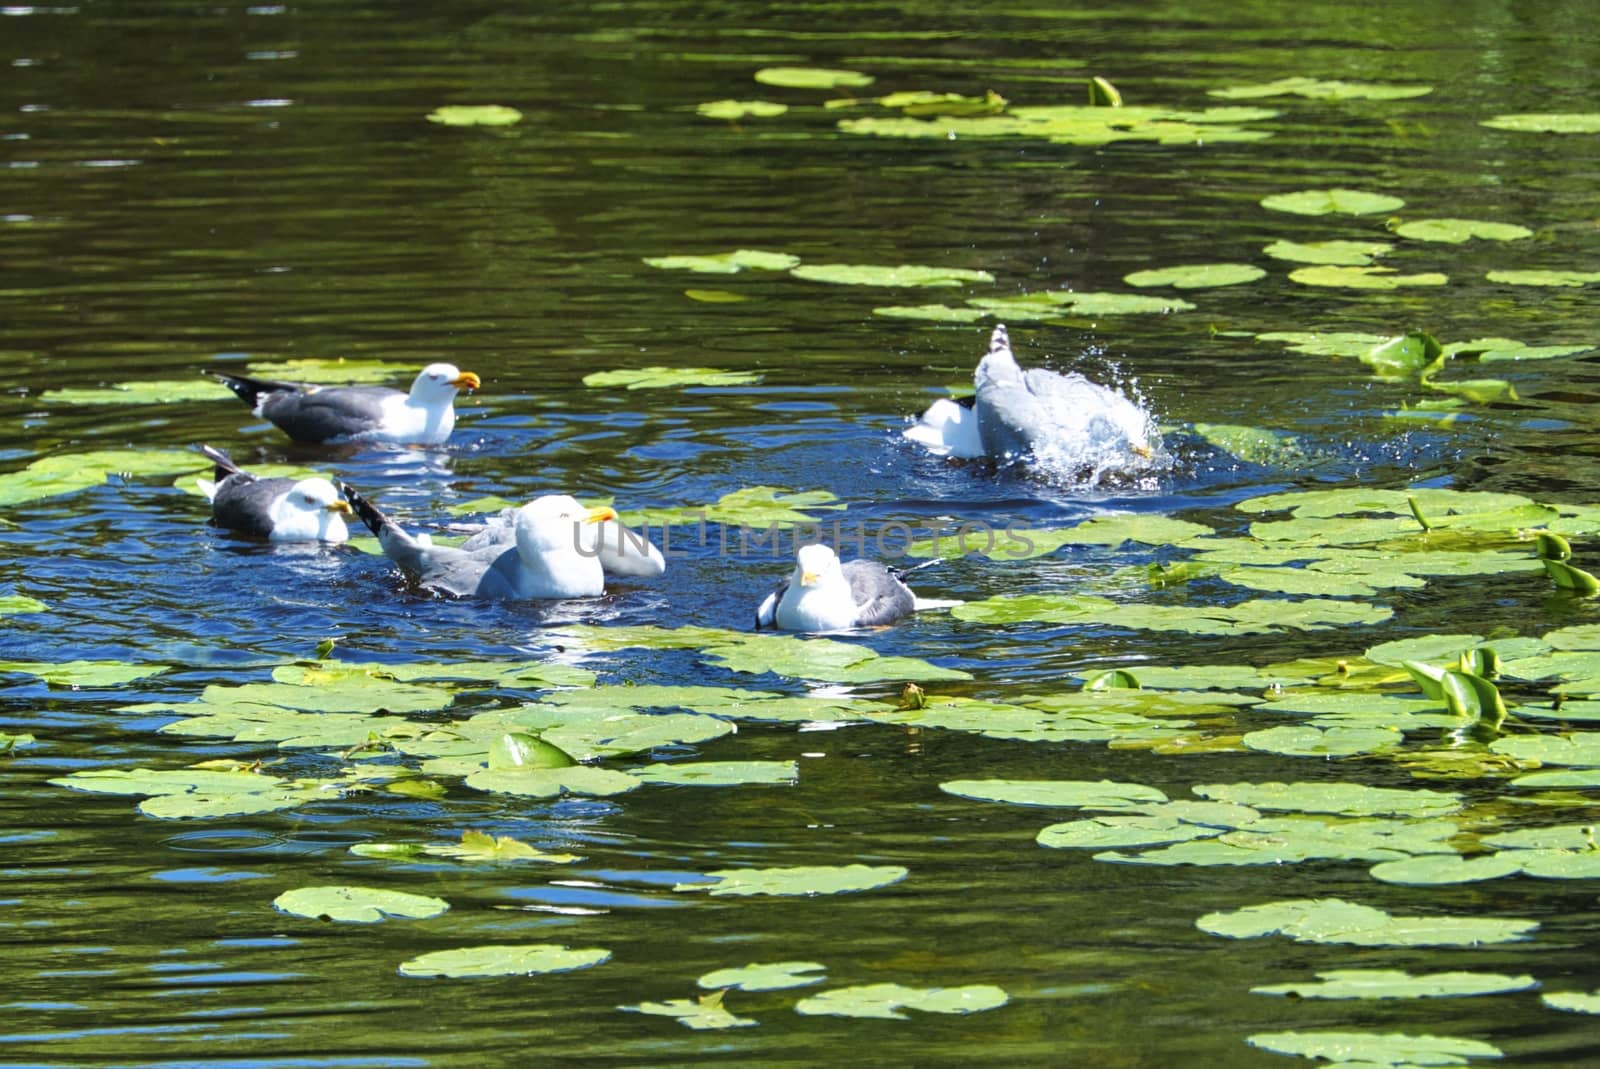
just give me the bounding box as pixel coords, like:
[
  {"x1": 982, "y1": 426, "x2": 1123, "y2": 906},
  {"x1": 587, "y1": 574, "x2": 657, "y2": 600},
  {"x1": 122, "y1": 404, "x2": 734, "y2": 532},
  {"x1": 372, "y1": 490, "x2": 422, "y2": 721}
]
[{"x1": 5, "y1": 1, "x2": 1600, "y2": 1065}]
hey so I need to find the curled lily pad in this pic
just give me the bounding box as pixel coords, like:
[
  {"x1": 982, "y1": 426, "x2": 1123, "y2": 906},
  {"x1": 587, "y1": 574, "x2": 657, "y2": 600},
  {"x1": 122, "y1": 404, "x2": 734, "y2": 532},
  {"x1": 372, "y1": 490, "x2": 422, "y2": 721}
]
[
  {"x1": 426, "y1": 105, "x2": 522, "y2": 127},
  {"x1": 398, "y1": 943, "x2": 610, "y2": 978},
  {"x1": 273, "y1": 885, "x2": 449, "y2": 923},
  {"x1": 1261, "y1": 188, "x2": 1406, "y2": 216}
]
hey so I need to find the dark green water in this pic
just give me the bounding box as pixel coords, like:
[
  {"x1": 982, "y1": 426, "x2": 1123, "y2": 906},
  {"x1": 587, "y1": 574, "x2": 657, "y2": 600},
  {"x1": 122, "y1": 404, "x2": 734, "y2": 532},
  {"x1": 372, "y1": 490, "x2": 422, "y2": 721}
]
[{"x1": 5, "y1": 2, "x2": 1600, "y2": 1065}]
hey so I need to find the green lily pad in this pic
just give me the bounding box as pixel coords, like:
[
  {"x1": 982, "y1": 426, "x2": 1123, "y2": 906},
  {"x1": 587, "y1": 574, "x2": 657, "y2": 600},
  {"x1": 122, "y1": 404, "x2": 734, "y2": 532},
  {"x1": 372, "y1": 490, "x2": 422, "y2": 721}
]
[
  {"x1": 940, "y1": 778, "x2": 1167, "y2": 809},
  {"x1": 1367, "y1": 853, "x2": 1526, "y2": 886},
  {"x1": 754, "y1": 66, "x2": 875, "y2": 90},
  {"x1": 1261, "y1": 188, "x2": 1406, "y2": 216},
  {"x1": 1257, "y1": 330, "x2": 1394, "y2": 357},
  {"x1": 239, "y1": 358, "x2": 416, "y2": 384},
  {"x1": 1194, "y1": 423, "x2": 1305, "y2": 465},
  {"x1": 952, "y1": 594, "x2": 1391, "y2": 634},
  {"x1": 1261, "y1": 239, "x2": 1392, "y2": 265},
  {"x1": 675, "y1": 864, "x2": 908, "y2": 897},
  {"x1": 622, "y1": 486, "x2": 841, "y2": 528},
  {"x1": 1247, "y1": 1029, "x2": 1503, "y2": 1065},
  {"x1": 1038, "y1": 815, "x2": 1222, "y2": 850},
  {"x1": 1123, "y1": 263, "x2": 1265, "y2": 289},
  {"x1": 1480, "y1": 112, "x2": 1600, "y2": 133},
  {"x1": 50, "y1": 766, "x2": 321, "y2": 820},
  {"x1": 1491, "y1": 734, "x2": 1600, "y2": 767},
  {"x1": 907, "y1": 513, "x2": 1212, "y2": 561},
  {"x1": 1445, "y1": 338, "x2": 1593, "y2": 362},
  {"x1": 464, "y1": 765, "x2": 641, "y2": 799},
  {"x1": 839, "y1": 105, "x2": 1274, "y2": 147},
  {"x1": 970, "y1": 290, "x2": 1195, "y2": 316},
  {"x1": 623, "y1": 992, "x2": 756, "y2": 1030},
  {"x1": 697, "y1": 633, "x2": 970, "y2": 684},
  {"x1": 790, "y1": 263, "x2": 994, "y2": 287},
  {"x1": 354, "y1": 829, "x2": 581, "y2": 865},
  {"x1": 426, "y1": 104, "x2": 522, "y2": 127},
  {"x1": 0, "y1": 660, "x2": 166, "y2": 688},
  {"x1": 1486, "y1": 269, "x2": 1600, "y2": 287},
  {"x1": 872, "y1": 304, "x2": 990, "y2": 323},
  {"x1": 0, "y1": 595, "x2": 46, "y2": 616},
  {"x1": 697, "y1": 99, "x2": 788, "y2": 120},
  {"x1": 1391, "y1": 218, "x2": 1533, "y2": 243},
  {"x1": 644, "y1": 249, "x2": 801, "y2": 273},
  {"x1": 1252, "y1": 969, "x2": 1537, "y2": 1000},
  {"x1": 699, "y1": 961, "x2": 828, "y2": 991},
  {"x1": 1192, "y1": 781, "x2": 1461, "y2": 818},
  {"x1": 632, "y1": 760, "x2": 799, "y2": 786},
  {"x1": 1198, "y1": 897, "x2": 1537, "y2": 946},
  {"x1": 41, "y1": 379, "x2": 236, "y2": 405},
  {"x1": 581, "y1": 366, "x2": 762, "y2": 389},
  {"x1": 794, "y1": 982, "x2": 1008, "y2": 1020},
  {"x1": 1289, "y1": 265, "x2": 1448, "y2": 288},
  {"x1": 0, "y1": 448, "x2": 205, "y2": 508},
  {"x1": 398, "y1": 944, "x2": 610, "y2": 978},
  {"x1": 1212, "y1": 78, "x2": 1432, "y2": 101},
  {"x1": 273, "y1": 885, "x2": 449, "y2": 923},
  {"x1": 1543, "y1": 990, "x2": 1600, "y2": 1014},
  {"x1": 1243, "y1": 724, "x2": 1402, "y2": 757}
]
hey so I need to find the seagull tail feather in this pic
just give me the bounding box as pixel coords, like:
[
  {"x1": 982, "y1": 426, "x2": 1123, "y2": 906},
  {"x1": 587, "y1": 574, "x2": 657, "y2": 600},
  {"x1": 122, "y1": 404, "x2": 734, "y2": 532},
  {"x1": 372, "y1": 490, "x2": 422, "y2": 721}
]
[{"x1": 196, "y1": 443, "x2": 245, "y2": 480}]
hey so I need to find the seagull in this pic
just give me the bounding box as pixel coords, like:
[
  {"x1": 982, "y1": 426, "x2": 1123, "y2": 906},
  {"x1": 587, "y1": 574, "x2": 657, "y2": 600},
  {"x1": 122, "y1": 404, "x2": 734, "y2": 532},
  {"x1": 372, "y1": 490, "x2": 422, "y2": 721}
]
[
  {"x1": 755, "y1": 543, "x2": 921, "y2": 632},
  {"x1": 341, "y1": 483, "x2": 623, "y2": 599},
  {"x1": 214, "y1": 362, "x2": 481, "y2": 445},
  {"x1": 456, "y1": 507, "x2": 666, "y2": 580},
  {"x1": 906, "y1": 325, "x2": 1158, "y2": 478},
  {"x1": 195, "y1": 444, "x2": 352, "y2": 543}
]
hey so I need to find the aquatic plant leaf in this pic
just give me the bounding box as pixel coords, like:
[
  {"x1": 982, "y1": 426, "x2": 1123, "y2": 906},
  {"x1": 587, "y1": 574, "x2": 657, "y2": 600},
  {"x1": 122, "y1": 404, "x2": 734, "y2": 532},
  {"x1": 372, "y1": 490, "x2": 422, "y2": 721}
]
[
  {"x1": 380, "y1": 658, "x2": 596, "y2": 689},
  {"x1": 1443, "y1": 337, "x2": 1593, "y2": 362},
  {"x1": 971, "y1": 291, "x2": 1195, "y2": 316},
  {"x1": 1257, "y1": 330, "x2": 1394, "y2": 357},
  {"x1": 1391, "y1": 218, "x2": 1533, "y2": 243},
  {"x1": 623, "y1": 485, "x2": 841, "y2": 528},
  {"x1": 240, "y1": 358, "x2": 416, "y2": 384},
  {"x1": 1243, "y1": 724, "x2": 1401, "y2": 757},
  {"x1": 699, "y1": 961, "x2": 827, "y2": 991},
  {"x1": 1480, "y1": 112, "x2": 1600, "y2": 133},
  {"x1": 0, "y1": 660, "x2": 166, "y2": 687},
  {"x1": 1197, "y1": 897, "x2": 1537, "y2": 946},
  {"x1": 1192, "y1": 781, "x2": 1461, "y2": 818},
  {"x1": 1252, "y1": 969, "x2": 1535, "y2": 1000},
  {"x1": 1368, "y1": 853, "x2": 1525, "y2": 886},
  {"x1": 388, "y1": 830, "x2": 581, "y2": 864},
  {"x1": 273, "y1": 885, "x2": 449, "y2": 923},
  {"x1": 1247, "y1": 1029, "x2": 1503, "y2": 1065},
  {"x1": 953, "y1": 594, "x2": 1390, "y2": 633},
  {"x1": 941, "y1": 778, "x2": 1167, "y2": 809},
  {"x1": 1365, "y1": 331, "x2": 1443, "y2": 376},
  {"x1": 795, "y1": 983, "x2": 1008, "y2": 1019},
  {"x1": 908, "y1": 513, "x2": 1213, "y2": 560},
  {"x1": 0, "y1": 448, "x2": 204, "y2": 507},
  {"x1": 1486, "y1": 269, "x2": 1600, "y2": 287},
  {"x1": 1543, "y1": 990, "x2": 1600, "y2": 1014},
  {"x1": 685, "y1": 289, "x2": 748, "y2": 303},
  {"x1": 676, "y1": 864, "x2": 908, "y2": 897},
  {"x1": 623, "y1": 993, "x2": 756, "y2": 1030},
  {"x1": 754, "y1": 66, "x2": 875, "y2": 89},
  {"x1": 697, "y1": 99, "x2": 787, "y2": 120},
  {"x1": 791, "y1": 263, "x2": 994, "y2": 287},
  {"x1": 872, "y1": 303, "x2": 989, "y2": 322},
  {"x1": 464, "y1": 765, "x2": 641, "y2": 798},
  {"x1": 1038, "y1": 815, "x2": 1220, "y2": 850},
  {"x1": 1194, "y1": 423, "x2": 1305, "y2": 465},
  {"x1": 1544, "y1": 558, "x2": 1600, "y2": 595},
  {"x1": 488, "y1": 732, "x2": 575, "y2": 770},
  {"x1": 1261, "y1": 188, "x2": 1406, "y2": 215},
  {"x1": 1212, "y1": 77, "x2": 1431, "y2": 101},
  {"x1": 1123, "y1": 263, "x2": 1265, "y2": 288},
  {"x1": 0, "y1": 732, "x2": 37, "y2": 752},
  {"x1": 699, "y1": 634, "x2": 971, "y2": 683},
  {"x1": 644, "y1": 249, "x2": 801, "y2": 273},
  {"x1": 1289, "y1": 265, "x2": 1448, "y2": 288},
  {"x1": 1261, "y1": 239, "x2": 1392, "y2": 265},
  {"x1": 0, "y1": 595, "x2": 46, "y2": 615},
  {"x1": 632, "y1": 760, "x2": 798, "y2": 786},
  {"x1": 41, "y1": 379, "x2": 235, "y2": 404},
  {"x1": 1491, "y1": 734, "x2": 1600, "y2": 767},
  {"x1": 398, "y1": 944, "x2": 610, "y2": 978},
  {"x1": 1481, "y1": 823, "x2": 1600, "y2": 851},
  {"x1": 426, "y1": 104, "x2": 522, "y2": 126},
  {"x1": 582, "y1": 366, "x2": 763, "y2": 389}
]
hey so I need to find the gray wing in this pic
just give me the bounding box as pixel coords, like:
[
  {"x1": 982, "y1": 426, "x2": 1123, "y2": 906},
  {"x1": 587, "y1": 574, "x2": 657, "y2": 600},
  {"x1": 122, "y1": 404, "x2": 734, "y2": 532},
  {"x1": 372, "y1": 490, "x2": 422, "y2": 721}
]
[
  {"x1": 754, "y1": 576, "x2": 789, "y2": 629},
  {"x1": 975, "y1": 375, "x2": 1053, "y2": 459},
  {"x1": 457, "y1": 508, "x2": 517, "y2": 552},
  {"x1": 342, "y1": 481, "x2": 510, "y2": 597},
  {"x1": 210, "y1": 474, "x2": 295, "y2": 539},
  {"x1": 842, "y1": 560, "x2": 915, "y2": 626},
  {"x1": 257, "y1": 385, "x2": 398, "y2": 444}
]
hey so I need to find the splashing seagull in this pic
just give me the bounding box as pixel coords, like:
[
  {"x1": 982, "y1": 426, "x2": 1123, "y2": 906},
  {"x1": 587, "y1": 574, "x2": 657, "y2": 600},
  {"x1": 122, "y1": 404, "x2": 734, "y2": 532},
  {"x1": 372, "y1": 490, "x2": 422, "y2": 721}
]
[
  {"x1": 905, "y1": 324, "x2": 1159, "y2": 480},
  {"x1": 213, "y1": 362, "x2": 481, "y2": 445},
  {"x1": 455, "y1": 505, "x2": 666, "y2": 580},
  {"x1": 195, "y1": 444, "x2": 352, "y2": 543},
  {"x1": 756, "y1": 543, "x2": 940, "y2": 632},
  {"x1": 341, "y1": 483, "x2": 647, "y2": 599}
]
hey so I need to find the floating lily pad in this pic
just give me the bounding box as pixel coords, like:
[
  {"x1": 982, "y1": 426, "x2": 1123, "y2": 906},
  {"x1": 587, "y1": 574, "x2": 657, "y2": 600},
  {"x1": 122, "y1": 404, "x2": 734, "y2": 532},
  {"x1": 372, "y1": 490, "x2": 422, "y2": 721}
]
[
  {"x1": 1261, "y1": 239, "x2": 1392, "y2": 265},
  {"x1": 0, "y1": 660, "x2": 166, "y2": 688},
  {"x1": 1480, "y1": 112, "x2": 1600, "y2": 134},
  {"x1": 0, "y1": 448, "x2": 204, "y2": 508},
  {"x1": 794, "y1": 982, "x2": 1008, "y2": 1020},
  {"x1": 0, "y1": 595, "x2": 46, "y2": 615},
  {"x1": 582, "y1": 367, "x2": 763, "y2": 389},
  {"x1": 1444, "y1": 338, "x2": 1593, "y2": 362},
  {"x1": 697, "y1": 99, "x2": 787, "y2": 120},
  {"x1": 838, "y1": 105, "x2": 1274, "y2": 147},
  {"x1": 1123, "y1": 263, "x2": 1265, "y2": 289},
  {"x1": 1194, "y1": 423, "x2": 1306, "y2": 465},
  {"x1": 1486, "y1": 269, "x2": 1600, "y2": 287},
  {"x1": 1247, "y1": 1030, "x2": 1503, "y2": 1065},
  {"x1": 398, "y1": 943, "x2": 610, "y2": 978},
  {"x1": 1261, "y1": 188, "x2": 1406, "y2": 216},
  {"x1": 644, "y1": 249, "x2": 801, "y2": 273},
  {"x1": 632, "y1": 760, "x2": 799, "y2": 786},
  {"x1": 1543, "y1": 990, "x2": 1600, "y2": 1014},
  {"x1": 790, "y1": 263, "x2": 995, "y2": 287},
  {"x1": 1243, "y1": 724, "x2": 1402, "y2": 757},
  {"x1": 908, "y1": 513, "x2": 1212, "y2": 560},
  {"x1": 353, "y1": 829, "x2": 581, "y2": 865},
  {"x1": 699, "y1": 961, "x2": 828, "y2": 991},
  {"x1": 1257, "y1": 330, "x2": 1394, "y2": 357},
  {"x1": 464, "y1": 765, "x2": 641, "y2": 799},
  {"x1": 1193, "y1": 781, "x2": 1461, "y2": 817},
  {"x1": 675, "y1": 864, "x2": 908, "y2": 897},
  {"x1": 1198, "y1": 897, "x2": 1537, "y2": 946},
  {"x1": 872, "y1": 304, "x2": 989, "y2": 323},
  {"x1": 40, "y1": 379, "x2": 235, "y2": 405},
  {"x1": 1391, "y1": 218, "x2": 1533, "y2": 243},
  {"x1": 952, "y1": 595, "x2": 1391, "y2": 634},
  {"x1": 273, "y1": 885, "x2": 449, "y2": 923},
  {"x1": 622, "y1": 486, "x2": 841, "y2": 528},
  {"x1": 1367, "y1": 853, "x2": 1526, "y2": 886},
  {"x1": 1289, "y1": 265, "x2": 1448, "y2": 289},
  {"x1": 426, "y1": 104, "x2": 522, "y2": 127},
  {"x1": 51, "y1": 766, "x2": 321, "y2": 820},
  {"x1": 623, "y1": 991, "x2": 755, "y2": 1030},
  {"x1": 240, "y1": 358, "x2": 416, "y2": 384},
  {"x1": 970, "y1": 290, "x2": 1195, "y2": 316},
  {"x1": 941, "y1": 778, "x2": 1167, "y2": 809},
  {"x1": 1252, "y1": 969, "x2": 1537, "y2": 1000},
  {"x1": 754, "y1": 66, "x2": 875, "y2": 90},
  {"x1": 1212, "y1": 78, "x2": 1432, "y2": 101}
]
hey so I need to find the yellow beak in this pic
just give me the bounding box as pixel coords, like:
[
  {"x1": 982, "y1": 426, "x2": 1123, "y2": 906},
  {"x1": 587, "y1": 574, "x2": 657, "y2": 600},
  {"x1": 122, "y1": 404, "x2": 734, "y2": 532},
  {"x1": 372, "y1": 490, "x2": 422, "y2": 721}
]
[
  {"x1": 453, "y1": 371, "x2": 482, "y2": 390},
  {"x1": 1131, "y1": 442, "x2": 1153, "y2": 459},
  {"x1": 585, "y1": 505, "x2": 619, "y2": 525},
  {"x1": 327, "y1": 501, "x2": 354, "y2": 515},
  {"x1": 800, "y1": 571, "x2": 820, "y2": 586}
]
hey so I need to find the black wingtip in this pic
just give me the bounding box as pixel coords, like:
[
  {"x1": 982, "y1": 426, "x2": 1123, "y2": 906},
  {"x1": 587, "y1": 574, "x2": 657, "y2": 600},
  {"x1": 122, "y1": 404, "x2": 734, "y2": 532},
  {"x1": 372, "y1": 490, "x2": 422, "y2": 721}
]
[
  {"x1": 338, "y1": 480, "x2": 387, "y2": 538},
  {"x1": 212, "y1": 371, "x2": 264, "y2": 407},
  {"x1": 196, "y1": 443, "x2": 244, "y2": 480}
]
